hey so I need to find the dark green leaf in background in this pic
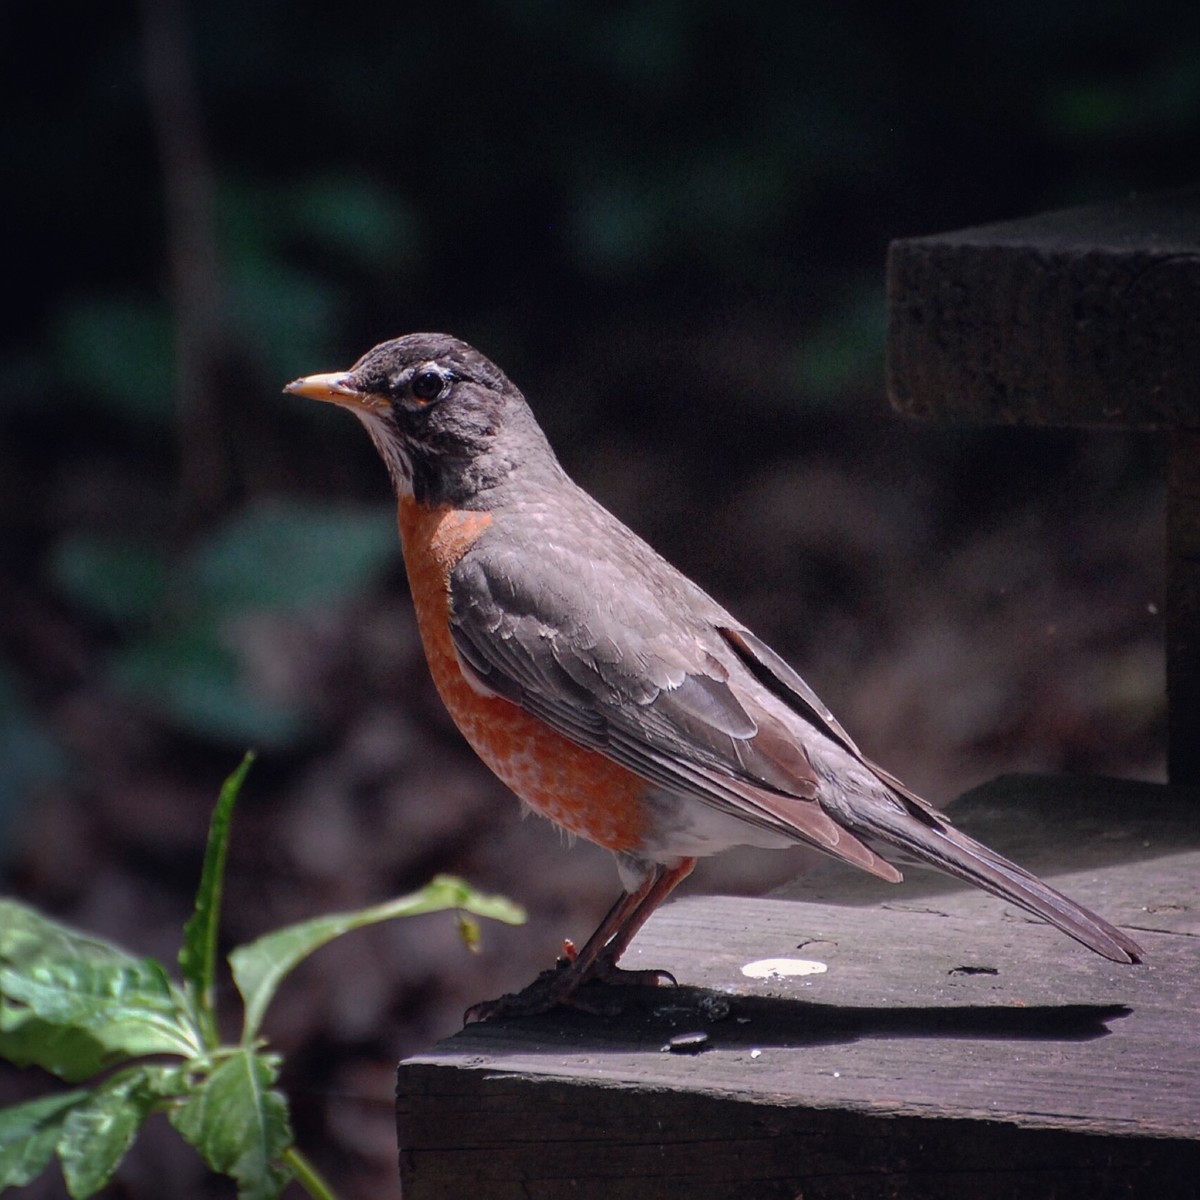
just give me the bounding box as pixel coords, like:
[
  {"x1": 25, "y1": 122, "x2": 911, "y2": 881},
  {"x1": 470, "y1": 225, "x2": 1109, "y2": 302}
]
[
  {"x1": 55, "y1": 297, "x2": 174, "y2": 424},
  {"x1": 0, "y1": 669, "x2": 65, "y2": 871},
  {"x1": 224, "y1": 259, "x2": 340, "y2": 382},
  {"x1": 49, "y1": 536, "x2": 169, "y2": 628},
  {"x1": 288, "y1": 178, "x2": 424, "y2": 272},
  {"x1": 111, "y1": 628, "x2": 305, "y2": 749},
  {"x1": 186, "y1": 500, "x2": 396, "y2": 614},
  {"x1": 790, "y1": 281, "x2": 887, "y2": 403}
]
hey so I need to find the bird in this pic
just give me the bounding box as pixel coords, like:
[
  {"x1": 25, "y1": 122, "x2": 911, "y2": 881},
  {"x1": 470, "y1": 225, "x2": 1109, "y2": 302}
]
[{"x1": 285, "y1": 333, "x2": 1143, "y2": 1019}]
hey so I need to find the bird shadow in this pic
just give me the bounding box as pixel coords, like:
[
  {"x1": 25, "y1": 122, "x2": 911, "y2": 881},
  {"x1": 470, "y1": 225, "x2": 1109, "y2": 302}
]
[{"x1": 455, "y1": 983, "x2": 1131, "y2": 1055}]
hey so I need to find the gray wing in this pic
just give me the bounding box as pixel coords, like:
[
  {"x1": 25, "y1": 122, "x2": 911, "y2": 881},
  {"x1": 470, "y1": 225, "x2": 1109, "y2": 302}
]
[{"x1": 448, "y1": 530, "x2": 898, "y2": 875}]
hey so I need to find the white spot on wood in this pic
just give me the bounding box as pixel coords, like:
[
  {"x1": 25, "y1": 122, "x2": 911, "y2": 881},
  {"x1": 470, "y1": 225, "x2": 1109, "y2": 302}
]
[{"x1": 741, "y1": 957, "x2": 828, "y2": 979}]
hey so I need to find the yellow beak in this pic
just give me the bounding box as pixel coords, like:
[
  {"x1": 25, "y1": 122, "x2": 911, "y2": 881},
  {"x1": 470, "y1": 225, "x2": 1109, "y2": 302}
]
[{"x1": 284, "y1": 371, "x2": 388, "y2": 414}]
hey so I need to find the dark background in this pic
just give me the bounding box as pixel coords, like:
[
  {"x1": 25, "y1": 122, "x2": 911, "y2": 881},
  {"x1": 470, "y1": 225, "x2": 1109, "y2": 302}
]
[{"x1": 2, "y1": 2, "x2": 1193, "y2": 1196}]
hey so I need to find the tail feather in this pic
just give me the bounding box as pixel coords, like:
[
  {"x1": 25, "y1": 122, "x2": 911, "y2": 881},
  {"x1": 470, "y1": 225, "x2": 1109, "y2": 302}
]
[{"x1": 835, "y1": 790, "x2": 1144, "y2": 964}]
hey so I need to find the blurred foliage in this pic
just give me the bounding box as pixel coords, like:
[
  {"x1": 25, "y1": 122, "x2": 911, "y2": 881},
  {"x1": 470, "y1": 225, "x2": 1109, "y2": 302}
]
[
  {"x1": 790, "y1": 280, "x2": 888, "y2": 402},
  {"x1": 56, "y1": 298, "x2": 176, "y2": 426},
  {"x1": 0, "y1": 673, "x2": 66, "y2": 869},
  {"x1": 47, "y1": 503, "x2": 396, "y2": 749},
  {"x1": 0, "y1": 0, "x2": 1196, "y2": 832},
  {"x1": 186, "y1": 501, "x2": 396, "y2": 615},
  {"x1": 51, "y1": 539, "x2": 169, "y2": 628}
]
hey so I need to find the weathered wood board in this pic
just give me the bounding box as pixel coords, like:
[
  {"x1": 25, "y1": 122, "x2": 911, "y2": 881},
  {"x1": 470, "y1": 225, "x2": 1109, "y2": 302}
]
[{"x1": 397, "y1": 776, "x2": 1199, "y2": 1198}]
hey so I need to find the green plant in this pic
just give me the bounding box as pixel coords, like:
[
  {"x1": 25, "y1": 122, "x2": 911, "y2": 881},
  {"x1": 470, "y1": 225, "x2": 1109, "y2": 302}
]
[{"x1": 0, "y1": 755, "x2": 525, "y2": 1198}]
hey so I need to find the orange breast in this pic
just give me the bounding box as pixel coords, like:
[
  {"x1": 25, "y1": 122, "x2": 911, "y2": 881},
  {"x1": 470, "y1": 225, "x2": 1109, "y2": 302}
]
[{"x1": 397, "y1": 496, "x2": 649, "y2": 852}]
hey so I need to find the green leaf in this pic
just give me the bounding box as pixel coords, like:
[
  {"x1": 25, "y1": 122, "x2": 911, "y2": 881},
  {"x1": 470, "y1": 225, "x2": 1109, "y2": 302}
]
[
  {"x1": 0, "y1": 958, "x2": 197, "y2": 1061},
  {"x1": 0, "y1": 1089, "x2": 88, "y2": 1190},
  {"x1": 0, "y1": 1005, "x2": 122, "y2": 1082},
  {"x1": 180, "y1": 754, "x2": 254, "y2": 1048},
  {"x1": 170, "y1": 1049, "x2": 293, "y2": 1200},
  {"x1": 49, "y1": 535, "x2": 168, "y2": 627},
  {"x1": 231, "y1": 875, "x2": 525, "y2": 1041},
  {"x1": 57, "y1": 1066, "x2": 184, "y2": 1199},
  {"x1": 0, "y1": 901, "x2": 199, "y2": 1065},
  {"x1": 0, "y1": 902, "x2": 188, "y2": 1080},
  {"x1": 186, "y1": 499, "x2": 397, "y2": 614}
]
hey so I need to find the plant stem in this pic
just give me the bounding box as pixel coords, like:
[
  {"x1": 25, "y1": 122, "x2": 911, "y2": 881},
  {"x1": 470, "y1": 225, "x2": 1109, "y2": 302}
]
[{"x1": 282, "y1": 1146, "x2": 340, "y2": 1200}]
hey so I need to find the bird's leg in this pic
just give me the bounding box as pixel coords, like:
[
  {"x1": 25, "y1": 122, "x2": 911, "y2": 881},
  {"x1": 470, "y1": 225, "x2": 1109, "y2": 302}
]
[
  {"x1": 579, "y1": 858, "x2": 696, "y2": 986},
  {"x1": 464, "y1": 858, "x2": 696, "y2": 1023}
]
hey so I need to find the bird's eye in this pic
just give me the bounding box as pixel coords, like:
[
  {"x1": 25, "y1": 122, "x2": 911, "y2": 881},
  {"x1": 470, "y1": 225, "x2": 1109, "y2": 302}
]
[{"x1": 410, "y1": 368, "x2": 447, "y2": 403}]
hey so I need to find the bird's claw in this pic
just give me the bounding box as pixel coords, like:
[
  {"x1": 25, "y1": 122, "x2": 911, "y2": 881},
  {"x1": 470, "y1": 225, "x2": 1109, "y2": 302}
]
[{"x1": 463, "y1": 957, "x2": 678, "y2": 1024}]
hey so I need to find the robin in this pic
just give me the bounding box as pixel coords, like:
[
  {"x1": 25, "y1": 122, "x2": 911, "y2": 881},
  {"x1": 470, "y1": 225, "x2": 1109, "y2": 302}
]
[{"x1": 286, "y1": 333, "x2": 1142, "y2": 1019}]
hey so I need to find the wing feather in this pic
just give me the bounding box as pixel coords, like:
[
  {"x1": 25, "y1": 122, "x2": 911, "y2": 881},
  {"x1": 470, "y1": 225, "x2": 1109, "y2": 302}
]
[{"x1": 448, "y1": 536, "x2": 899, "y2": 878}]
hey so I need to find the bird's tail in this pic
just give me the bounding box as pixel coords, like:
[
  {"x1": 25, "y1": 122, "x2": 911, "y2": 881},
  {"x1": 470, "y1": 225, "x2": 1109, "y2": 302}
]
[{"x1": 832, "y1": 785, "x2": 1144, "y2": 964}]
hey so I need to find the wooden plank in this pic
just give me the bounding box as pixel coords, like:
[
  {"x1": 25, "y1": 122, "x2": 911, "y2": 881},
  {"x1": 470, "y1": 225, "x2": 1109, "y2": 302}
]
[
  {"x1": 398, "y1": 1074, "x2": 1199, "y2": 1200},
  {"x1": 885, "y1": 186, "x2": 1200, "y2": 429},
  {"x1": 397, "y1": 777, "x2": 1200, "y2": 1198}
]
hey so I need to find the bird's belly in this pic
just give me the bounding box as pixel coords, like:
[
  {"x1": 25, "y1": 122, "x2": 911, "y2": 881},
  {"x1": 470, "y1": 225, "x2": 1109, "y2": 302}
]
[
  {"x1": 634, "y1": 788, "x2": 796, "y2": 860},
  {"x1": 450, "y1": 690, "x2": 650, "y2": 852}
]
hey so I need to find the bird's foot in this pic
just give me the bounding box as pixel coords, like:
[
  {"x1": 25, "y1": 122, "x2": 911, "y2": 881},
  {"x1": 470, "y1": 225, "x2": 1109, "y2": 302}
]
[{"x1": 464, "y1": 944, "x2": 677, "y2": 1024}]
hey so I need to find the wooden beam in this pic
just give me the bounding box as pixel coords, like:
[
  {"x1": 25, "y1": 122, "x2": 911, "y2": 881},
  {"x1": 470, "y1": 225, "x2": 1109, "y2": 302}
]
[
  {"x1": 886, "y1": 188, "x2": 1200, "y2": 781},
  {"x1": 886, "y1": 187, "x2": 1200, "y2": 429}
]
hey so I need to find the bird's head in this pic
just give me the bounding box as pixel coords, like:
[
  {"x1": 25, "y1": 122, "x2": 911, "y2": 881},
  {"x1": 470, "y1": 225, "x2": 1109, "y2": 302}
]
[{"x1": 285, "y1": 333, "x2": 557, "y2": 506}]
